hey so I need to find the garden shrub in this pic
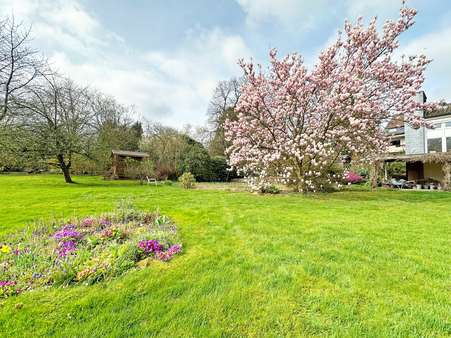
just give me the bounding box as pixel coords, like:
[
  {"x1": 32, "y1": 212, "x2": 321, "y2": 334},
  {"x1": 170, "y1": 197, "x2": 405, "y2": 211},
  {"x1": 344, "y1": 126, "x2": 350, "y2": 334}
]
[
  {"x1": 0, "y1": 202, "x2": 182, "y2": 298},
  {"x1": 176, "y1": 141, "x2": 212, "y2": 181},
  {"x1": 178, "y1": 172, "x2": 196, "y2": 189},
  {"x1": 260, "y1": 185, "x2": 280, "y2": 194},
  {"x1": 209, "y1": 156, "x2": 234, "y2": 182},
  {"x1": 386, "y1": 161, "x2": 406, "y2": 178},
  {"x1": 344, "y1": 171, "x2": 363, "y2": 184}
]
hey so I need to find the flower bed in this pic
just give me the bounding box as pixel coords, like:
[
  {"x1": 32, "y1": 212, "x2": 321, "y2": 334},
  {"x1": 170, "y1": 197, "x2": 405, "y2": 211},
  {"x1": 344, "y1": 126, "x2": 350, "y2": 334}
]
[{"x1": 0, "y1": 202, "x2": 182, "y2": 298}]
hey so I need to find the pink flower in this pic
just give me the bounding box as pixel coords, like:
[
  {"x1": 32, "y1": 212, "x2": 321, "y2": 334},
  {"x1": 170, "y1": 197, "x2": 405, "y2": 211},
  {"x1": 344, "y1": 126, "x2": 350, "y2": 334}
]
[
  {"x1": 81, "y1": 217, "x2": 95, "y2": 227},
  {"x1": 0, "y1": 280, "x2": 16, "y2": 287},
  {"x1": 345, "y1": 171, "x2": 363, "y2": 184},
  {"x1": 156, "y1": 244, "x2": 182, "y2": 261}
]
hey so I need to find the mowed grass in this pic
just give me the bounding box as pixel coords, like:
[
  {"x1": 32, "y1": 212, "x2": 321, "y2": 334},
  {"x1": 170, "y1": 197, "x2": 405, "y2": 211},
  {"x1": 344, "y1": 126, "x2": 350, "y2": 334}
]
[{"x1": 0, "y1": 175, "x2": 450, "y2": 337}]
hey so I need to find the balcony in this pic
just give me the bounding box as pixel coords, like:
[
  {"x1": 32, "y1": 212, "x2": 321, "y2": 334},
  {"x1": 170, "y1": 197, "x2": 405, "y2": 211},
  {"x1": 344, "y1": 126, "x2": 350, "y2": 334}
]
[{"x1": 387, "y1": 145, "x2": 405, "y2": 154}]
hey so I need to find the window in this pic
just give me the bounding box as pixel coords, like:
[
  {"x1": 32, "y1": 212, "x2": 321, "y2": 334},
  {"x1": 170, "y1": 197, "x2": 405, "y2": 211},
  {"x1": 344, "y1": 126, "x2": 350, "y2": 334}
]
[
  {"x1": 427, "y1": 138, "x2": 442, "y2": 153},
  {"x1": 446, "y1": 121, "x2": 451, "y2": 128},
  {"x1": 447, "y1": 137, "x2": 451, "y2": 152},
  {"x1": 391, "y1": 140, "x2": 401, "y2": 146}
]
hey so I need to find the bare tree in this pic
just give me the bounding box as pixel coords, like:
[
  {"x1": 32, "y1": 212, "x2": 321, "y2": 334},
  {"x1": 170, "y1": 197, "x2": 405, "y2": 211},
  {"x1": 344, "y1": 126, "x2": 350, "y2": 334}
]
[
  {"x1": 207, "y1": 77, "x2": 244, "y2": 156},
  {"x1": 0, "y1": 16, "x2": 46, "y2": 123},
  {"x1": 182, "y1": 123, "x2": 210, "y2": 146},
  {"x1": 208, "y1": 77, "x2": 242, "y2": 127},
  {"x1": 89, "y1": 90, "x2": 130, "y2": 131},
  {"x1": 15, "y1": 74, "x2": 96, "y2": 183},
  {"x1": 86, "y1": 90, "x2": 145, "y2": 172}
]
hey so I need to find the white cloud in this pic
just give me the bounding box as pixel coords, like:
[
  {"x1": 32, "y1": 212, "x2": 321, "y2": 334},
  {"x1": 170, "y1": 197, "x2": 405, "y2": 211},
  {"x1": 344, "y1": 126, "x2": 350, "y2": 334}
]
[
  {"x1": 50, "y1": 26, "x2": 251, "y2": 127},
  {"x1": 236, "y1": 0, "x2": 333, "y2": 32},
  {"x1": 0, "y1": 0, "x2": 120, "y2": 55},
  {"x1": 235, "y1": 0, "x2": 406, "y2": 33},
  {"x1": 397, "y1": 25, "x2": 451, "y2": 102},
  {"x1": 0, "y1": 0, "x2": 251, "y2": 127},
  {"x1": 345, "y1": 0, "x2": 402, "y2": 20}
]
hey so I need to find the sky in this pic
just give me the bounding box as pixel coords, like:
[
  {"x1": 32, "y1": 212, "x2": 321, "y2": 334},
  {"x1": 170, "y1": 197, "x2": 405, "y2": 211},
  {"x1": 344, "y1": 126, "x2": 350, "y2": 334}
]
[{"x1": 0, "y1": 0, "x2": 450, "y2": 128}]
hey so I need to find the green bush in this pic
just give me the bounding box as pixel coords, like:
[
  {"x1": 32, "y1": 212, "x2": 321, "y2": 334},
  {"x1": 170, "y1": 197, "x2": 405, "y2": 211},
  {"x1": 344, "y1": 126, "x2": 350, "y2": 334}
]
[
  {"x1": 260, "y1": 185, "x2": 280, "y2": 194},
  {"x1": 176, "y1": 141, "x2": 211, "y2": 181},
  {"x1": 209, "y1": 156, "x2": 231, "y2": 181},
  {"x1": 356, "y1": 167, "x2": 369, "y2": 178},
  {"x1": 178, "y1": 172, "x2": 196, "y2": 189},
  {"x1": 141, "y1": 127, "x2": 235, "y2": 182},
  {"x1": 178, "y1": 154, "x2": 236, "y2": 182},
  {"x1": 386, "y1": 162, "x2": 406, "y2": 178}
]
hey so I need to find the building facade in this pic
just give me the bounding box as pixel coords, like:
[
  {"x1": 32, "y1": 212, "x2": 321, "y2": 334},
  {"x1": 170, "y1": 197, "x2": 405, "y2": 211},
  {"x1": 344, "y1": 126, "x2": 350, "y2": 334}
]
[{"x1": 385, "y1": 91, "x2": 451, "y2": 183}]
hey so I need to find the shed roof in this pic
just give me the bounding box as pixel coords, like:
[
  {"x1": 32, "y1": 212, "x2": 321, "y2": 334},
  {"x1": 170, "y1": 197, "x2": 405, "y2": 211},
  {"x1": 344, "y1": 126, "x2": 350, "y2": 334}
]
[{"x1": 111, "y1": 150, "x2": 149, "y2": 158}]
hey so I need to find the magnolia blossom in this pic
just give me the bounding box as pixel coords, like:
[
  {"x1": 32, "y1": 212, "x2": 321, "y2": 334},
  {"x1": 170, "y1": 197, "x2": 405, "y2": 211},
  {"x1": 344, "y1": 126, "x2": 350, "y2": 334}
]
[{"x1": 225, "y1": 3, "x2": 435, "y2": 192}]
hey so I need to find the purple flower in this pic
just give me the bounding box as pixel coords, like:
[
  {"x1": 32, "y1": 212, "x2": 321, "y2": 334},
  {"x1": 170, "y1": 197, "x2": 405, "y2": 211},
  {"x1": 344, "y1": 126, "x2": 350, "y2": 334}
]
[
  {"x1": 138, "y1": 240, "x2": 162, "y2": 254},
  {"x1": 168, "y1": 244, "x2": 182, "y2": 255},
  {"x1": 53, "y1": 224, "x2": 82, "y2": 241},
  {"x1": 99, "y1": 218, "x2": 111, "y2": 227},
  {"x1": 56, "y1": 240, "x2": 77, "y2": 257},
  {"x1": 156, "y1": 244, "x2": 182, "y2": 261}
]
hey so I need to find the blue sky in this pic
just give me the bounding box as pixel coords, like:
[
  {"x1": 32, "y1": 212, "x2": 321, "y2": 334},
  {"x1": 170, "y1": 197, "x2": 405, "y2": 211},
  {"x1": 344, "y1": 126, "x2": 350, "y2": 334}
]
[{"x1": 1, "y1": 0, "x2": 450, "y2": 128}]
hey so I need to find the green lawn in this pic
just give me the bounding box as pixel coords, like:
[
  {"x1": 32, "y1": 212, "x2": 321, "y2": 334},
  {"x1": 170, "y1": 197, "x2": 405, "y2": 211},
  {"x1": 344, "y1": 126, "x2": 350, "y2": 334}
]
[{"x1": 0, "y1": 175, "x2": 450, "y2": 337}]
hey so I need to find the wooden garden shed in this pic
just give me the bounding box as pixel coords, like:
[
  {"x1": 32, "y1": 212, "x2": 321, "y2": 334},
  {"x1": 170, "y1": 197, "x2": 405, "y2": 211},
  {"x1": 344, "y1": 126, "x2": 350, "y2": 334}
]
[{"x1": 111, "y1": 150, "x2": 149, "y2": 179}]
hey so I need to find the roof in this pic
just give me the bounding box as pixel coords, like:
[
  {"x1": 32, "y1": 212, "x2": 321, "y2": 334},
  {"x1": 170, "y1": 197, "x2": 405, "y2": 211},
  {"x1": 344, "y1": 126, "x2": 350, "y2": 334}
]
[
  {"x1": 425, "y1": 103, "x2": 451, "y2": 118},
  {"x1": 378, "y1": 152, "x2": 451, "y2": 164},
  {"x1": 386, "y1": 116, "x2": 404, "y2": 129},
  {"x1": 385, "y1": 103, "x2": 451, "y2": 132},
  {"x1": 111, "y1": 150, "x2": 149, "y2": 158}
]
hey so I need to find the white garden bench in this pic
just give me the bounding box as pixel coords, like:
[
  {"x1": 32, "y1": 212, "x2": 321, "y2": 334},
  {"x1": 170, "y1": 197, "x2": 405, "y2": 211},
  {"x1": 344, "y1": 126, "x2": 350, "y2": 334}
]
[{"x1": 146, "y1": 176, "x2": 158, "y2": 185}]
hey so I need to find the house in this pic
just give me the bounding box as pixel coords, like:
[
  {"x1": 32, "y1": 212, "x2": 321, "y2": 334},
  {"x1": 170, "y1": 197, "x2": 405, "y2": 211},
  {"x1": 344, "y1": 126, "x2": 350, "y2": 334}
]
[{"x1": 382, "y1": 91, "x2": 451, "y2": 187}]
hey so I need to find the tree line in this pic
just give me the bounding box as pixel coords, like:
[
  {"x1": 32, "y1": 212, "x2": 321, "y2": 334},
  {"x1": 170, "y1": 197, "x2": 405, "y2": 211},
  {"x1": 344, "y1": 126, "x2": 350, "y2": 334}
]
[{"x1": 0, "y1": 16, "x2": 240, "y2": 183}]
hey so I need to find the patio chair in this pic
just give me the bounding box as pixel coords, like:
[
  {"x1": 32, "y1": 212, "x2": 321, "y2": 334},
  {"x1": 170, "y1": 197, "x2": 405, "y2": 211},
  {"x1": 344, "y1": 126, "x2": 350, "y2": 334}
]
[{"x1": 390, "y1": 178, "x2": 404, "y2": 189}]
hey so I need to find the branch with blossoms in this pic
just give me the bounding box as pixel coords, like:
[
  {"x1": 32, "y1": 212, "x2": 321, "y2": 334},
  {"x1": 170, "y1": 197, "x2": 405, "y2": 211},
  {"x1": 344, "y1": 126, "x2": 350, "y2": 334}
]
[{"x1": 225, "y1": 2, "x2": 436, "y2": 192}]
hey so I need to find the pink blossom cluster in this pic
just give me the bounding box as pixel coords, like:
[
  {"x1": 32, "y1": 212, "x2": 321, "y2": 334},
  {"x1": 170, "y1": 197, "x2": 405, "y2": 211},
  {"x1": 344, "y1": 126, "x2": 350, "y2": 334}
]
[
  {"x1": 344, "y1": 171, "x2": 363, "y2": 184},
  {"x1": 225, "y1": 3, "x2": 435, "y2": 192},
  {"x1": 80, "y1": 217, "x2": 95, "y2": 227}
]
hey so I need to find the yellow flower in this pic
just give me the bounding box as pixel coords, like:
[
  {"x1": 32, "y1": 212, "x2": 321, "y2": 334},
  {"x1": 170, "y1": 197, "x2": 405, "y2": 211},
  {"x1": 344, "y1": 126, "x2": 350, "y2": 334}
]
[{"x1": 1, "y1": 245, "x2": 11, "y2": 254}]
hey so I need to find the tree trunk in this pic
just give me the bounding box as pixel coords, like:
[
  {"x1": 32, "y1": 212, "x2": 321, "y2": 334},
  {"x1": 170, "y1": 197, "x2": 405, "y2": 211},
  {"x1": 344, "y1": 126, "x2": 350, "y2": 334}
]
[
  {"x1": 57, "y1": 154, "x2": 74, "y2": 183},
  {"x1": 443, "y1": 162, "x2": 451, "y2": 191},
  {"x1": 61, "y1": 166, "x2": 73, "y2": 183},
  {"x1": 369, "y1": 161, "x2": 381, "y2": 190}
]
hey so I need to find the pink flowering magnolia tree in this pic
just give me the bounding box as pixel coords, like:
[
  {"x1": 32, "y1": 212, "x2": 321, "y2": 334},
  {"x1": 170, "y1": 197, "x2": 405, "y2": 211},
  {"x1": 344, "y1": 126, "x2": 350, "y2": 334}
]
[{"x1": 225, "y1": 3, "x2": 435, "y2": 192}]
